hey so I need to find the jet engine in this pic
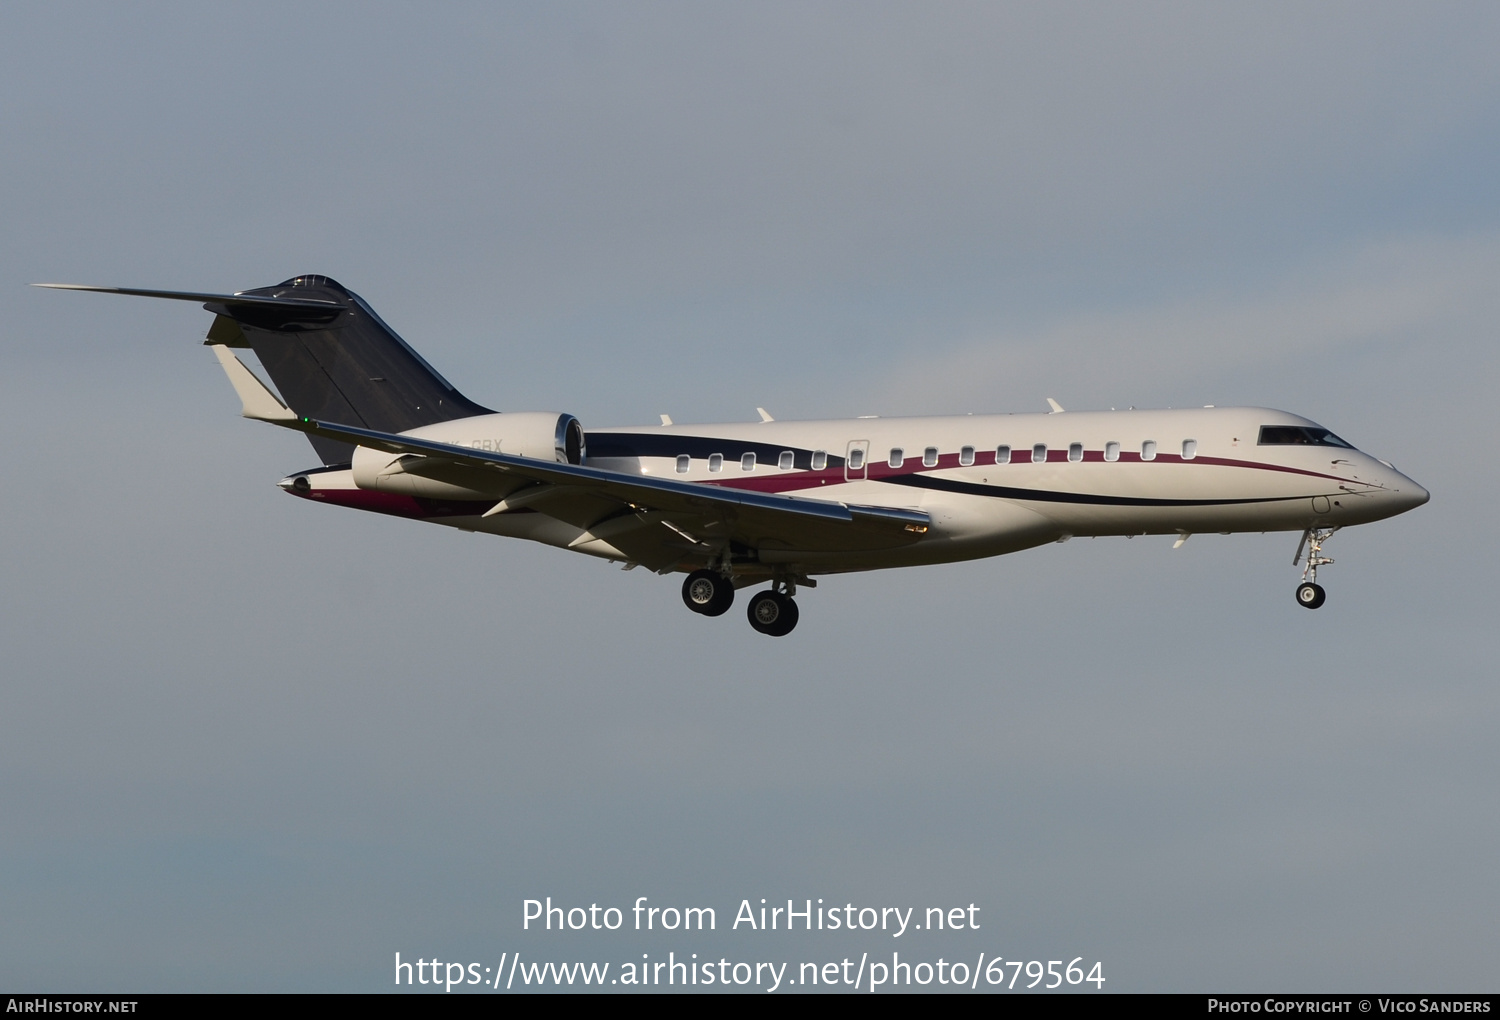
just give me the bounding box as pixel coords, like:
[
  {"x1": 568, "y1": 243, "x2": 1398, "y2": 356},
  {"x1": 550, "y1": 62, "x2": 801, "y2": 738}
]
[{"x1": 351, "y1": 412, "x2": 585, "y2": 499}]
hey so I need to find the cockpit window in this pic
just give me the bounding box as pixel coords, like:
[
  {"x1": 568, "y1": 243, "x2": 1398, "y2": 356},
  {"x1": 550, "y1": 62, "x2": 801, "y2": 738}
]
[{"x1": 1258, "y1": 426, "x2": 1354, "y2": 449}]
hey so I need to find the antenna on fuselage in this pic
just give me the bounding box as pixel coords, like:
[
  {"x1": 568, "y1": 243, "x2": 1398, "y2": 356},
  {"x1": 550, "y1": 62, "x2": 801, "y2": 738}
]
[{"x1": 1046, "y1": 398, "x2": 1065, "y2": 413}]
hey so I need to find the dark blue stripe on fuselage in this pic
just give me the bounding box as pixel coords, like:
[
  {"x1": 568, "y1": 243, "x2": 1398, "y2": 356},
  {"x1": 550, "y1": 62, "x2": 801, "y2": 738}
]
[
  {"x1": 587, "y1": 432, "x2": 843, "y2": 470},
  {"x1": 883, "y1": 473, "x2": 1319, "y2": 507}
]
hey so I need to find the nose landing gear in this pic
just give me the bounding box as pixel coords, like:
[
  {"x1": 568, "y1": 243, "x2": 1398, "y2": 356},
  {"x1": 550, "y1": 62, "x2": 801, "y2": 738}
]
[
  {"x1": 1293, "y1": 527, "x2": 1337, "y2": 610},
  {"x1": 1296, "y1": 581, "x2": 1326, "y2": 609}
]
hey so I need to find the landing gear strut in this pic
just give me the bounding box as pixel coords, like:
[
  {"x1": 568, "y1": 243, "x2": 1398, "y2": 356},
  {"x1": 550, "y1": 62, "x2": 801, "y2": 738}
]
[
  {"x1": 681, "y1": 569, "x2": 734, "y2": 616},
  {"x1": 1293, "y1": 527, "x2": 1337, "y2": 610}
]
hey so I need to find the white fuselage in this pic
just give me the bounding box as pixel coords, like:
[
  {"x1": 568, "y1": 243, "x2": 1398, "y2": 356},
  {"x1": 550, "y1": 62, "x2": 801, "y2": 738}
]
[{"x1": 292, "y1": 405, "x2": 1428, "y2": 574}]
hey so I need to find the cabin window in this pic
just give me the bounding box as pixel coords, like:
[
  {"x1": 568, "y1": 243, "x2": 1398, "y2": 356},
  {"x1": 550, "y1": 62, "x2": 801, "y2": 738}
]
[
  {"x1": 812, "y1": 450, "x2": 827, "y2": 471},
  {"x1": 742, "y1": 452, "x2": 756, "y2": 471},
  {"x1": 1182, "y1": 439, "x2": 1197, "y2": 460},
  {"x1": 995, "y1": 445, "x2": 1011, "y2": 464},
  {"x1": 1104, "y1": 441, "x2": 1120, "y2": 462},
  {"x1": 675, "y1": 454, "x2": 690, "y2": 474},
  {"x1": 1141, "y1": 440, "x2": 1157, "y2": 461},
  {"x1": 959, "y1": 445, "x2": 975, "y2": 467},
  {"x1": 1257, "y1": 425, "x2": 1354, "y2": 449},
  {"x1": 708, "y1": 453, "x2": 723, "y2": 472},
  {"x1": 923, "y1": 447, "x2": 939, "y2": 468},
  {"x1": 1068, "y1": 442, "x2": 1083, "y2": 463},
  {"x1": 1032, "y1": 443, "x2": 1047, "y2": 463},
  {"x1": 889, "y1": 448, "x2": 904, "y2": 468},
  {"x1": 778, "y1": 450, "x2": 794, "y2": 470},
  {"x1": 848, "y1": 448, "x2": 865, "y2": 470}
]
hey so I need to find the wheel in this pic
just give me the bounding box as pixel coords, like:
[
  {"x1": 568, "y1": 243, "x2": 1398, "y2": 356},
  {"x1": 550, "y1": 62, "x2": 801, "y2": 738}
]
[
  {"x1": 747, "y1": 591, "x2": 799, "y2": 636},
  {"x1": 682, "y1": 569, "x2": 734, "y2": 616},
  {"x1": 1295, "y1": 582, "x2": 1326, "y2": 609}
]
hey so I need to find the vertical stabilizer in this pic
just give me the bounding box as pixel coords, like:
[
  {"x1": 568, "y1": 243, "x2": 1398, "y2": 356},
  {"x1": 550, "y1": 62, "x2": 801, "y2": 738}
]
[{"x1": 202, "y1": 276, "x2": 493, "y2": 464}]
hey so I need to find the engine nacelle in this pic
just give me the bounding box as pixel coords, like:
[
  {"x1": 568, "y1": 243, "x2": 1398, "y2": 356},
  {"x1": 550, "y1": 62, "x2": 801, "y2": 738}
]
[{"x1": 351, "y1": 412, "x2": 585, "y2": 499}]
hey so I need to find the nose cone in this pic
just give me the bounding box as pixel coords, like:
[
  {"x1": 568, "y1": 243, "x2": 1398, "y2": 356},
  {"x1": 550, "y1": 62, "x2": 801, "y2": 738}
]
[
  {"x1": 1384, "y1": 467, "x2": 1430, "y2": 514},
  {"x1": 1403, "y1": 480, "x2": 1431, "y2": 510}
]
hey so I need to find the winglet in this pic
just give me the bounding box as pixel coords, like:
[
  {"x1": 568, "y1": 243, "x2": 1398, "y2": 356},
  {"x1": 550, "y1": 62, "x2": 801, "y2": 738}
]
[
  {"x1": 1046, "y1": 398, "x2": 1065, "y2": 414},
  {"x1": 757, "y1": 407, "x2": 775, "y2": 422},
  {"x1": 208, "y1": 344, "x2": 297, "y2": 422}
]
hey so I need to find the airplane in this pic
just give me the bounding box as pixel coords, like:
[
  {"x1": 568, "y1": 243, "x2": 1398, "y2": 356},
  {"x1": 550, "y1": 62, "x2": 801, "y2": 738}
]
[{"x1": 38, "y1": 275, "x2": 1430, "y2": 636}]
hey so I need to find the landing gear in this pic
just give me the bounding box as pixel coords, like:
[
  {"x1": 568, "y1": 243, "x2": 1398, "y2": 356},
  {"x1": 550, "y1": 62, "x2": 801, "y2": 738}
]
[
  {"x1": 1296, "y1": 582, "x2": 1326, "y2": 609},
  {"x1": 681, "y1": 569, "x2": 734, "y2": 616},
  {"x1": 1292, "y1": 527, "x2": 1337, "y2": 610},
  {"x1": 747, "y1": 590, "x2": 799, "y2": 636},
  {"x1": 682, "y1": 568, "x2": 809, "y2": 634}
]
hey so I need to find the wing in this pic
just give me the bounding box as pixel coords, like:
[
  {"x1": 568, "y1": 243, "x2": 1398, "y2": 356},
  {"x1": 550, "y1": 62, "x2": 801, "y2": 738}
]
[{"x1": 293, "y1": 417, "x2": 930, "y2": 570}]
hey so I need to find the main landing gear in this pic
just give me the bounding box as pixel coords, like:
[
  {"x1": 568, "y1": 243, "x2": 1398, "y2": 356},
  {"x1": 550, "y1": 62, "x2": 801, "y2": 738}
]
[
  {"x1": 680, "y1": 570, "x2": 803, "y2": 636},
  {"x1": 747, "y1": 589, "x2": 799, "y2": 637},
  {"x1": 1293, "y1": 527, "x2": 1337, "y2": 610},
  {"x1": 681, "y1": 569, "x2": 734, "y2": 616}
]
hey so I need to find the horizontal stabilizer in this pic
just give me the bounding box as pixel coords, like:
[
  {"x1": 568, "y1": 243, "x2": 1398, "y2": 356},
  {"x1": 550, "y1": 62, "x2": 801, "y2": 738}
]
[{"x1": 32, "y1": 283, "x2": 346, "y2": 313}]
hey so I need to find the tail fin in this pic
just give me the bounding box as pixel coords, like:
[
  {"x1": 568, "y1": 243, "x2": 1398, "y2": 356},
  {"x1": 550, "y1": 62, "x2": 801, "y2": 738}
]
[
  {"x1": 204, "y1": 276, "x2": 492, "y2": 464},
  {"x1": 37, "y1": 275, "x2": 494, "y2": 464}
]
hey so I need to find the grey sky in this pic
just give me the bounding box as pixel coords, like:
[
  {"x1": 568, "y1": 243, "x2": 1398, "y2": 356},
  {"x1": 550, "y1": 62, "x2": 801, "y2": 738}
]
[{"x1": 2, "y1": 2, "x2": 1497, "y2": 991}]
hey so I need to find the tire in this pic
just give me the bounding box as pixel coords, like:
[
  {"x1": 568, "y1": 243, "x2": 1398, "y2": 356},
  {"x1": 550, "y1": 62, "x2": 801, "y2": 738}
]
[
  {"x1": 682, "y1": 570, "x2": 734, "y2": 616},
  {"x1": 1296, "y1": 582, "x2": 1326, "y2": 610},
  {"x1": 747, "y1": 591, "x2": 798, "y2": 636},
  {"x1": 769, "y1": 595, "x2": 799, "y2": 636}
]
